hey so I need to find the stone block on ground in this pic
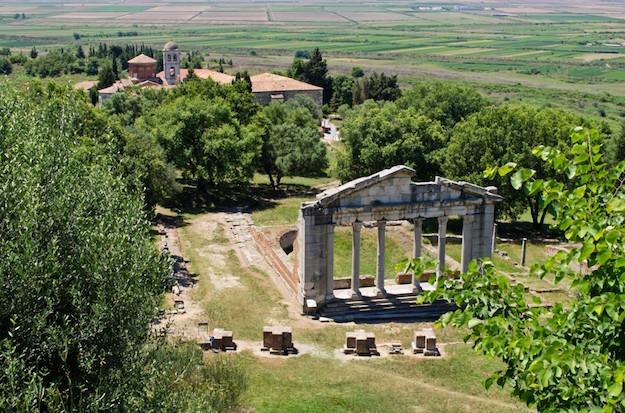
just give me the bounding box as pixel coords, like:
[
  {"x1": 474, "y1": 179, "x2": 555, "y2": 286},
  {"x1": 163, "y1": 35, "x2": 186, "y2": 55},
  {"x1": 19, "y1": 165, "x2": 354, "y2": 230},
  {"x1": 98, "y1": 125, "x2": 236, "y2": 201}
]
[
  {"x1": 262, "y1": 326, "x2": 296, "y2": 355},
  {"x1": 213, "y1": 328, "x2": 236, "y2": 351},
  {"x1": 345, "y1": 330, "x2": 379, "y2": 356}
]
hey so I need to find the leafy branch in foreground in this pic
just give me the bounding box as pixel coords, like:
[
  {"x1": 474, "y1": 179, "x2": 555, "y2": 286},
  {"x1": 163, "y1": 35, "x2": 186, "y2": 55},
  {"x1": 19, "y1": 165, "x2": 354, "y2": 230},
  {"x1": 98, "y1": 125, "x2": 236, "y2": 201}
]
[{"x1": 422, "y1": 127, "x2": 625, "y2": 412}]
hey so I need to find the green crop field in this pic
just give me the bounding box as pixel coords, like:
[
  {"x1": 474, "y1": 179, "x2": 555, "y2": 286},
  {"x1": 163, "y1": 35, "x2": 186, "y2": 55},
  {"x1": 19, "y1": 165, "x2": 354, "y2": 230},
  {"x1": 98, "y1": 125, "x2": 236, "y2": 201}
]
[{"x1": 2, "y1": 0, "x2": 625, "y2": 124}]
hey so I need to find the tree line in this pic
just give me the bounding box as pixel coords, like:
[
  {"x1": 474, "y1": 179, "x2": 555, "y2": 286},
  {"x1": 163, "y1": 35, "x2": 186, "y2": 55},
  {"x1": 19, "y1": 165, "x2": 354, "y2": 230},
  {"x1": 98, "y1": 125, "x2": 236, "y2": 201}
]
[
  {"x1": 0, "y1": 83, "x2": 247, "y2": 411},
  {"x1": 282, "y1": 48, "x2": 402, "y2": 113},
  {"x1": 333, "y1": 80, "x2": 622, "y2": 228},
  {"x1": 101, "y1": 59, "x2": 624, "y2": 228}
]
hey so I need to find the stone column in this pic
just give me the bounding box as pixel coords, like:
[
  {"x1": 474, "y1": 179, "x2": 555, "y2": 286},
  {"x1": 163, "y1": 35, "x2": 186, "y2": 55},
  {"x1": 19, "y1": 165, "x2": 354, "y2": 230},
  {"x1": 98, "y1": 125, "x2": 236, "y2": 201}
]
[
  {"x1": 437, "y1": 216, "x2": 449, "y2": 282},
  {"x1": 412, "y1": 219, "x2": 423, "y2": 292},
  {"x1": 325, "y1": 224, "x2": 335, "y2": 302},
  {"x1": 351, "y1": 222, "x2": 362, "y2": 298},
  {"x1": 461, "y1": 215, "x2": 474, "y2": 273},
  {"x1": 376, "y1": 220, "x2": 387, "y2": 297}
]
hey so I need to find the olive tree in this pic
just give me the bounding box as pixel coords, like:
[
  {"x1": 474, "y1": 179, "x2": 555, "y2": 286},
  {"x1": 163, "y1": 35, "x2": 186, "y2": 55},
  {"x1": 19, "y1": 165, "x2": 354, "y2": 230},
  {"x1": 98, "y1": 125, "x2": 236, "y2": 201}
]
[{"x1": 0, "y1": 84, "x2": 171, "y2": 409}]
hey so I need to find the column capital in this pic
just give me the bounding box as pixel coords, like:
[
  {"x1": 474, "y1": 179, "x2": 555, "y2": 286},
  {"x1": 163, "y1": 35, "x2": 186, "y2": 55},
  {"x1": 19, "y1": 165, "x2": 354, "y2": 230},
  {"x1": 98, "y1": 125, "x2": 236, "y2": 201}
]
[
  {"x1": 463, "y1": 215, "x2": 476, "y2": 224},
  {"x1": 352, "y1": 221, "x2": 363, "y2": 231},
  {"x1": 438, "y1": 215, "x2": 449, "y2": 224}
]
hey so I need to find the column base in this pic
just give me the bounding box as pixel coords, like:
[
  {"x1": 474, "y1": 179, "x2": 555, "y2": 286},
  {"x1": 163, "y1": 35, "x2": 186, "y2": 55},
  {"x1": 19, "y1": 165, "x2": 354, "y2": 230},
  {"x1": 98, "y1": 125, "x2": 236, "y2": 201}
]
[
  {"x1": 325, "y1": 293, "x2": 335, "y2": 302},
  {"x1": 411, "y1": 285, "x2": 422, "y2": 294},
  {"x1": 374, "y1": 288, "x2": 387, "y2": 298},
  {"x1": 349, "y1": 290, "x2": 362, "y2": 300}
]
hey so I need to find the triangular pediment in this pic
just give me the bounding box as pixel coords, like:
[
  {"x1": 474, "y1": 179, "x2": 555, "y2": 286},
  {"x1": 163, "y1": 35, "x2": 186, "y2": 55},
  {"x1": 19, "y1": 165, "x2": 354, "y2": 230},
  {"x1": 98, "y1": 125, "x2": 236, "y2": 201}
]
[{"x1": 316, "y1": 165, "x2": 416, "y2": 207}]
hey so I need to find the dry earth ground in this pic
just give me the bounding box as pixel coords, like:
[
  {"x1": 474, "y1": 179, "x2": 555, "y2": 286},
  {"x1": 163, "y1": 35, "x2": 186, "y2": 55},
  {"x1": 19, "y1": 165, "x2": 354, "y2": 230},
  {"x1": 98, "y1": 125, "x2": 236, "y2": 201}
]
[{"x1": 156, "y1": 207, "x2": 531, "y2": 412}]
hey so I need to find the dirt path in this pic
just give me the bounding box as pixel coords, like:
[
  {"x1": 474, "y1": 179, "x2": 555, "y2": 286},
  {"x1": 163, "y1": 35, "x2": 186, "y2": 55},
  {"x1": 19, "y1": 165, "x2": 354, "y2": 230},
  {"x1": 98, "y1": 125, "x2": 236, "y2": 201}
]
[
  {"x1": 154, "y1": 213, "x2": 204, "y2": 337},
  {"x1": 217, "y1": 210, "x2": 318, "y2": 326}
]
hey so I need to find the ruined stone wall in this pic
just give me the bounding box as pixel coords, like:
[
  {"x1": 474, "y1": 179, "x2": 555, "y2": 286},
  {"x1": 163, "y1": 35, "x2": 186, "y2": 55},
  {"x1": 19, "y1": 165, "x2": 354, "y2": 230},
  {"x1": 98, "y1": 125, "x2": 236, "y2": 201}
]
[{"x1": 250, "y1": 226, "x2": 299, "y2": 299}]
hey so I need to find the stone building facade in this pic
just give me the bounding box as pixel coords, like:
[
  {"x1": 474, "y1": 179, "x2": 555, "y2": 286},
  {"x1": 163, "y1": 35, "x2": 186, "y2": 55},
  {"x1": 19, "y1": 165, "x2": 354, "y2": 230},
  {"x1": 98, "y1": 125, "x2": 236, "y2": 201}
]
[
  {"x1": 295, "y1": 165, "x2": 502, "y2": 308},
  {"x1": 127, "y1": 54, "x2": 157, "y2": 80},
  {"x1": 162, "y1": 41, "x2": 181, "y2": 85}
]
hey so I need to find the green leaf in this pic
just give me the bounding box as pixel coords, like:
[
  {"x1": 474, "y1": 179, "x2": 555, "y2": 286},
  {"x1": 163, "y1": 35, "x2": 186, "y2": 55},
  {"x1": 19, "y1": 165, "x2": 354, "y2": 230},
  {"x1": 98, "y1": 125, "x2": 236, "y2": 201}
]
[
  {"x1": 579, "y1": 241, "x2": 595, "y2": 262},
  {"x1": 468, "y1": 318, "x2": 483, "y2": 329},
  {"x1": 483, "y1": 166, "x2": 497, "y2": 180},
  {"x1": 484, "y1": 374, "x2": 497, "y2": 390},
  {"x1": 527, "y1": 180, "x2": 543, "y2": 196},
  {"x1": 608, "y1": 381, "x2": 622, "y2": 398},
  {"x1": 566, "y1": 165, "x2": 576, "y2": 179},
  {"x1": 498, "y1": 162, "x2": 517, "y2": 177},
  {"x1": 607, "y1": 198, "x2": 625, "y2": 213},
  {"x1": 571, "y1": 127, "x2": 585, "y2": 142},
  {"x1": 597, "y1": 250, "x2": 612, "y2": 266},
  {"x1": 540, "y1": 369, "x2": 553, "y2": 387},
  {"x1": 573, "y1": 152, "x2": 590, "y2": 165},
  {"x1": 606, "y1": 230, "x2": 620, "y2": 244},
  {"x1": 511, "y1": 168, "x2": 534, "y2": 190}
]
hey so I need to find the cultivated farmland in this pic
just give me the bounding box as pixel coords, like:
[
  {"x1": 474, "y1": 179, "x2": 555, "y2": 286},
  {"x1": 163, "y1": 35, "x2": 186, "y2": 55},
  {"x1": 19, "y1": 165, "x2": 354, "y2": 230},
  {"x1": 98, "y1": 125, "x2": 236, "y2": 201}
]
[{"x1": 2, "y1": 0, "x2": 625, "y2": 122}]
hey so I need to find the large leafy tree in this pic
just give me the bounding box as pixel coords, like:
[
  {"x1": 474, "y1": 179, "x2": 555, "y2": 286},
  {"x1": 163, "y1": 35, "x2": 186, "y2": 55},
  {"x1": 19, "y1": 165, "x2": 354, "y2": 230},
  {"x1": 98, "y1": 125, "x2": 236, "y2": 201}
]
[
  {"x1": 397, "y1": 80, "x2": 487, "y2": 130},
  {"x1": 418, "y1": 127, "x2": 625, "y2": 412},
  {"x1": 289, "y1": 48, "x2": 333, "y2": 104},
  {"x1": 0, "y1": 57, "x2": 11, "y2": 75},
  {"x1": 444, "y1": 105, "x2": 591, "y2": 226},
  {"x1": 97, "y1": 63, "x2": 115, "y2": 89},
  {"x1": 333, "y1": 100, "x2": 446, "y2": 182},
  {"x1": 258, "y1": 95, "x2": 327, "y2": 188},
  {"x1": 352, "y1": 72, "x2": 402, "y2": 105},
  {"x1": 139, "y1": 77, "x2": 262, "y2": 191},
  {"x1": 330, "y1": 74, "x2": 354, "y2": 111},
  {"x1": 0, "y1": 83, "x2": 171, "y2": 409}
]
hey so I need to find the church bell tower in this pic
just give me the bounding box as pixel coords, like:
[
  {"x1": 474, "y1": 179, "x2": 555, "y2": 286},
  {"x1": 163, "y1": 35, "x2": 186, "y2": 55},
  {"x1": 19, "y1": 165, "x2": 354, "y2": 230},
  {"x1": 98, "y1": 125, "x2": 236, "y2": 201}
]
[{"x1": 163, "y1": 41, "x2": 180, "y2": 85}]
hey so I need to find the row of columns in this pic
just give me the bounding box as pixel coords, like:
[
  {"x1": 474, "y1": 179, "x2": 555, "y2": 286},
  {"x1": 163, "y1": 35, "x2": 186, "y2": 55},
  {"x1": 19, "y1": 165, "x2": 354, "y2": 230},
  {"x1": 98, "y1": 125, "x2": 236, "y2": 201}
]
[{"x1": 328, "y1": 215, "x2": 476, "y2": 301}]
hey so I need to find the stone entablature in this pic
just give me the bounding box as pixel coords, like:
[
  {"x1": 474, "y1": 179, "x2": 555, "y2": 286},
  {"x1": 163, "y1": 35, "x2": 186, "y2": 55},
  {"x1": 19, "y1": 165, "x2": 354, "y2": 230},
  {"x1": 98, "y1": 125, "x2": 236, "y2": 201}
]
[{"x1": 296, "y1": 165, "x2": 502, "y2": 308}]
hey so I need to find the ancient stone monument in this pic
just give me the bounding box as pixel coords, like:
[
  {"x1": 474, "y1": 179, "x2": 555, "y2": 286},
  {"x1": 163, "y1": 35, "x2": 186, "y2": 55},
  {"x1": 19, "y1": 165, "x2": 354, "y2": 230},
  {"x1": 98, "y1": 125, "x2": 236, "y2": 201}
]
[
  {"x1": 344, "y1": 330, "x2": 379, "y2": 356},
  {"x1": 262, "y1": 326, "x2": 297, "y2": 355},
  {"x1": 295, "y1": 165, "x2": 502, "y2": 310},
  {"x1": 412, "y1": 329, "x2": 440, "y2": 356}
]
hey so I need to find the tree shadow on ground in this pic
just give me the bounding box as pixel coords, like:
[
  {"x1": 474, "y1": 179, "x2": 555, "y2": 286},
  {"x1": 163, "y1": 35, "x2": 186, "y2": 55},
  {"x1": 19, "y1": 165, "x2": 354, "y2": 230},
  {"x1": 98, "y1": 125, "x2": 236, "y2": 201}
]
[
  {"x1": 408, "y1": 217, "x2": 562, "y2": 241},
  {"x1": 496, "y1": 220, "x2": 562, "y2": 241},
  {"x1": 161, "y1": 177, "x2": 325, "y2": 215}
]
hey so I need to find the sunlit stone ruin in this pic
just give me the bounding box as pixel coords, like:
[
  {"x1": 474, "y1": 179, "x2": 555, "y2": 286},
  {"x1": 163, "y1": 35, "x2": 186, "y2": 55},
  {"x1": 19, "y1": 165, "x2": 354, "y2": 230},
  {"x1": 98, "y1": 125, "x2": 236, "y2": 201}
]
[
  {"x1": 290, "y1": 165, "x2": 502, "y2": 321},
  {"x1": 262, "y1": 325, "x2": 298, "y2": 355},
  {"x1": 344, "y1": 330, "x2": 379, "y2": 356}
]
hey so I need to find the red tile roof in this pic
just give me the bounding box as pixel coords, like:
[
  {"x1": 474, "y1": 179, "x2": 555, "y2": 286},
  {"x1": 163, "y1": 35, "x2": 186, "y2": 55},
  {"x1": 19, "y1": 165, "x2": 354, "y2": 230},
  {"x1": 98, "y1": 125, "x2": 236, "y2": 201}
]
[
  {"x1": 250, "y1": 73, "x2": 322, "y2": 93},
  {"x1": 128, "y1": 53, "x2": 157, "y2": 64},
  {"x1": 156, "y1": 68, "x2": 235, "y2": 84}
]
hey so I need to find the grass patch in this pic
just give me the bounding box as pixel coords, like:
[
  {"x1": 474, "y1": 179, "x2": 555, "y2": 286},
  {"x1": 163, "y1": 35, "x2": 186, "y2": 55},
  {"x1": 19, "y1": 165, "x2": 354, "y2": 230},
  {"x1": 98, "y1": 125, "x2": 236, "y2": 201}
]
[
  {"x1": 446, "y1": 244, "x2": 523, "y2": 274},
  {"x1": 333, "y1": 226, "x2": 411, "y2": 279},
  {"x1": 251, "y1": 173, "x2": 336, "y2": 189},
  {"x1": 251, "y1": 196, "x2": 314, "y2": 226},
  {"x1": 241, "y1": 344, "x2": 526, "y2": 413},
  {"x1": 496, "y1": 241, "x2": 553, "y2": 269},
  {"x1": 182, "y1": 215, "x2": 288, "y2": 339}
]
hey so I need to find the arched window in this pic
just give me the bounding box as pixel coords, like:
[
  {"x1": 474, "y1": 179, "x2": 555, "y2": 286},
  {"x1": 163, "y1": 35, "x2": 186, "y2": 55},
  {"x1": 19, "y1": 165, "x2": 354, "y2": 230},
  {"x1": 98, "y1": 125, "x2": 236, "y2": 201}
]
[
  {"x1": 169, "y1": 67, "x2": 175, "y2": 76},
  {"x1": 167, "y1": 54, "x2": 171, "y2": 62},
  {"x1": 173, "y1": 54, "x2": 177, "y2": 61}
]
